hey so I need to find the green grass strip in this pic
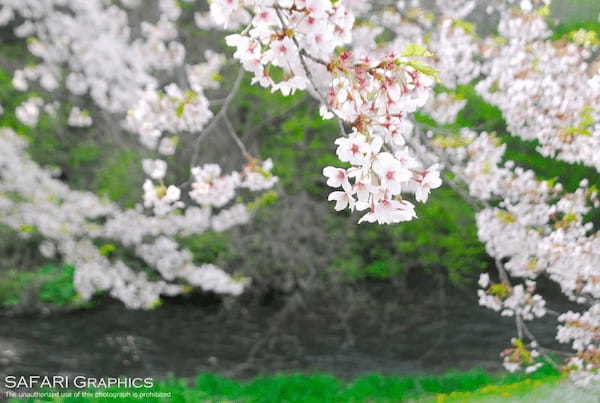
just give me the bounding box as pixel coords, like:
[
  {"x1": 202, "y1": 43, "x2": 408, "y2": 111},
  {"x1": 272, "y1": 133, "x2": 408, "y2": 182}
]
[{"x1": 8, "y1": 365, "x2": 563, "y2": 402}]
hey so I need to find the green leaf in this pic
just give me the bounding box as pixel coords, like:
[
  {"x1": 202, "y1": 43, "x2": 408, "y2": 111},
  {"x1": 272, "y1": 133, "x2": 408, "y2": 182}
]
[
  {"x1": 176, "y1": 102, "x2": 185, "y2": 118},
  {"x1": 402, "y1": 60, "x2": 439, "y2": 79},
  {"x1": 400, "y1": 43, "x2": 433, "y2": 58}
]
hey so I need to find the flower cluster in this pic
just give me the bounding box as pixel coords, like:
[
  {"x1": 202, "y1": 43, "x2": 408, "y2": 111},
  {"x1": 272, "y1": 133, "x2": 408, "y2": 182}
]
[
  {"x1": 558, "y1": 305, "x2": 600, "y2": 386},
  {"x1": 220, "y1": 0, "x2": 354, "y2": 95},
  {"x1": 0, "y1": 128, "x2": 253, "y2": 309},
  {"x1": 188, "y1": 160, "x2": 278, "y2": 208},
  {"x1": 68, "y1": 107, "x2": 93, "y2": 128},
  {"x1": 478, "y1": 275, "x2": 546, "y2": 320},
  {"x1": 189, "y1": 164, "x2": 240, "y2": 208},
  {"x1": 476, "y1": 10, "x2": 600, "y2": 170},
  {"x1": 3, "y1": 0, "x2": 185, "y2": 113},
  {"x1": 501, "y1": 338, "x2": 543, "y2": 374},
  {"x1": 15, "y1": 97, "x2": 43, "y2": 127},
  {"x1": 322, "y1": 134, "x2": 441, "y2": 224},
  {"x1": 320, "y1": 47, "x2": 442, "y2": 222},
  {"x1": 127, "y1": 84, "x2": 213, "y2": 150}
]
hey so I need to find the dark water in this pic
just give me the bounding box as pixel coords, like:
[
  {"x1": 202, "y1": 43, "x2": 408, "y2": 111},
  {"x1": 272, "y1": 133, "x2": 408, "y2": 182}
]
[{"x1": 0, "y1": 282, "x2": 567, "y2": 386}]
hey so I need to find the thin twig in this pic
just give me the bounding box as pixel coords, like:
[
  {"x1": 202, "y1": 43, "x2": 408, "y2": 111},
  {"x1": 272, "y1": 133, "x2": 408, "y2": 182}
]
[
  {"x1": 224, "y1": 115, "x2": 250, "y2": 158},
  {"x1": 273, "y1": 6, "x2": 346, "y2": 132},
  {"x1": 189, "y1": 68, "x2": 245, "y2": 168}
]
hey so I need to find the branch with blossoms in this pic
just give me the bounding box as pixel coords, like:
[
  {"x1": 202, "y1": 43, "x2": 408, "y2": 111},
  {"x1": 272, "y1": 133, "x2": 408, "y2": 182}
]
[
  {"x1": 218, "y1": 0, "x2": 444, "y2": 224},
  {"x1": 400, "y1": 122, "x2": 569, "y2": 372},
  {"x1": 422, "y1": 123, "x2": 600, "y2": 384},
  {"x1": 404, "y1": 112, "x2": 597, "y2": 371}
]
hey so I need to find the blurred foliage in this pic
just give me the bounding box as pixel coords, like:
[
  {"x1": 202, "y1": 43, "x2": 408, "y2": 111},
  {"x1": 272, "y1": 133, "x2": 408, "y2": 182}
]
[
  {"x1": 0, "y1": 269, "x2": 37, "y2": 307},
  {"x1": 10, "y1": 364, "x2": 561, "y2": 402},
  {"x1": 0, "y1": 224, "x2": 41, "y2": 272},
  {"x1": 246, "y1": 190, "x2": 279, "y2": 211},
  {"x1": 93, "y1": 150, "x2": 143, "y2": 208},
  {"x1": 550, "y1": 20, "x2": 600, "y2": 41},
  {"x1": 178, "y1": 231, "x2": 231, "y2": 265},
  {"x1": 0, "y1": 64, "x2": 143, "y2": 207},
  {"x1": 37, "y1": 265, "x2": 79, "y2": 307},
  {"x1": 334, "y1": 187, "x2": 489, "y2": 285},
  {"x1": 0, "y1": 264, "x2": 92, "y2": 308}
]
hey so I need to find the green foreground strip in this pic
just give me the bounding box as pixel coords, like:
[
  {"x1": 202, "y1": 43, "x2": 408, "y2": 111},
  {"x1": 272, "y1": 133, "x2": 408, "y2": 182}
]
[{"x1": 9, "y1": 365, "x2": 579, "y2": 402}]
